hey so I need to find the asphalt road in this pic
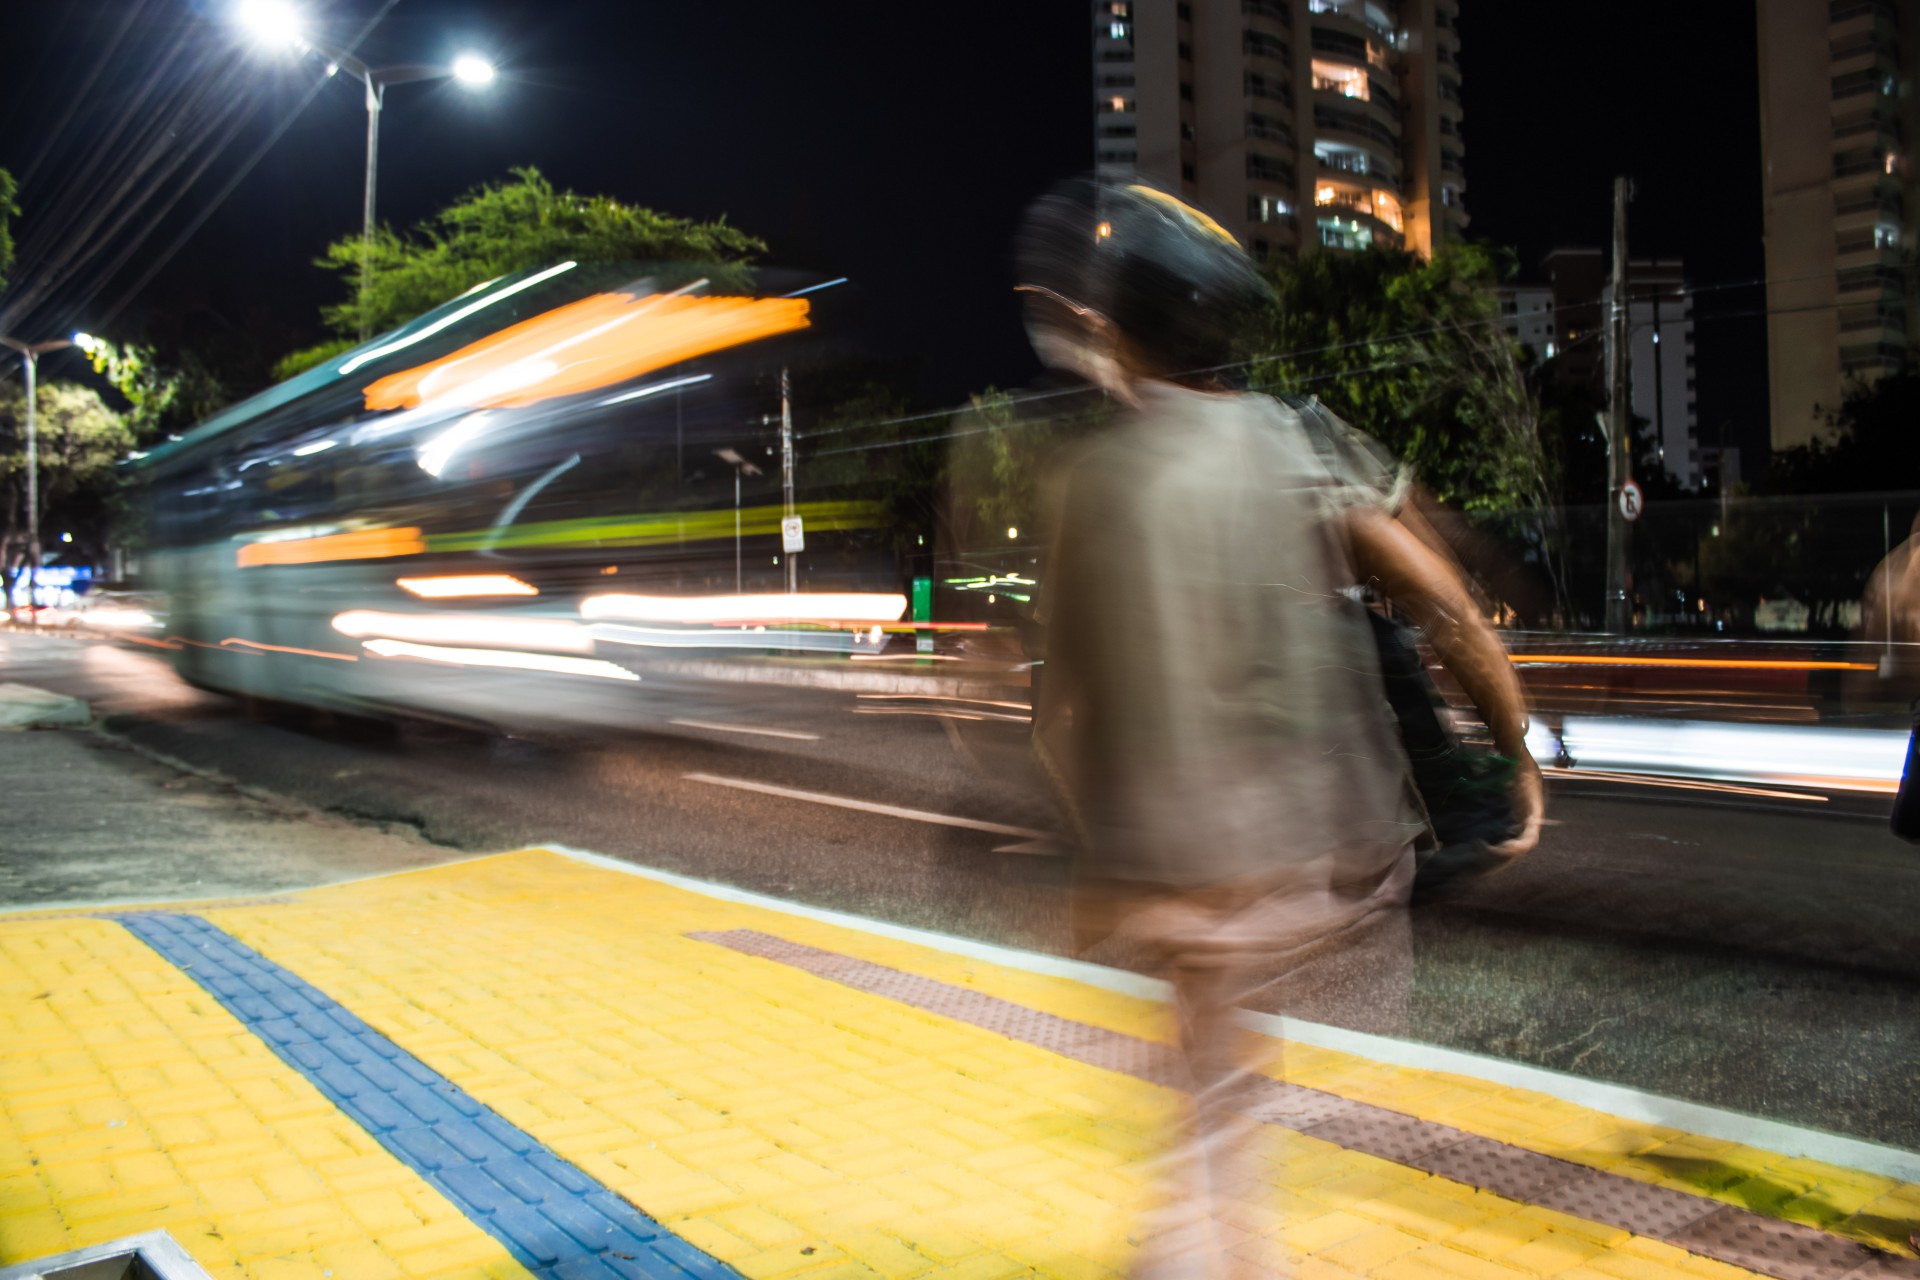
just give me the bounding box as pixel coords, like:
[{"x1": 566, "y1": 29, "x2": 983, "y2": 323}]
[{"x1": 4, "y1": 630, "x2": 1916, "y2": 1153}]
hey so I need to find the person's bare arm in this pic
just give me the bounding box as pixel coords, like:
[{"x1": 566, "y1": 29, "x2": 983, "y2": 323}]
[{"x1": 1345, "y1": 505, "x2": 1543, "y2": 857}]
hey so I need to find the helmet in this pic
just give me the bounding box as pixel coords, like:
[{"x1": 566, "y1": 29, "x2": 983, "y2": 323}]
[{"x1": 1014, "y1": 177, "x2": 1271, "y2": 382}]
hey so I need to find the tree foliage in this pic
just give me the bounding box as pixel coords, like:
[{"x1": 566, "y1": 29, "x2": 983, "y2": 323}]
[
  {"x1": 1249, "y1": 245, "x2": 1555, "y2": 514},
  {"x1": 77, "y1": 336, "x2": 223, "y2": 443},
  {"x1": 0, "y1": 167, "x2": 17, "y2": 292},
  {"x1": 1765, "y1": 364, "x2": 1920, "y2": 495},
  {"x1": 0, "y1": 383, "x2": 135, "y2": 592},
  {"x1": 307, "y1": 166, "x2": 766, "y2": 345}
]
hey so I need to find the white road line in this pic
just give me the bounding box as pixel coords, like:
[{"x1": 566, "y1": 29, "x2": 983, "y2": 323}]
[
  {"x1": 669, "y1": 718, "x2": 820, "y2": 741},
  {"x1": 851, "y1": 706, "x2": 1032, "y2": 724},
  {"x1": 544, "y1": 843, "x2": 1920, "y2": 1184},
  {"x1": 683, "y1": 772, "x2": 1048, "y2": 840}
]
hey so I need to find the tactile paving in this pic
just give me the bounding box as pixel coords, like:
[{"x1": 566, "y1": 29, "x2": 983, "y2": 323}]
[
  {"x1": 119, "y1": 912, "x2": 738, "y2": 1280},
  {"x1": 693, "y1": 926, "x2": 1920, "y2": 1280}
]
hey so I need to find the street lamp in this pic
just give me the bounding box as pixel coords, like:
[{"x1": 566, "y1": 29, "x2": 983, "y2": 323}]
[
  {"x1": 0, "y1": 334, "x2": 81, "y2": 628},
  {"x1": 714, "y1": 448, "x2": 763, "y2": 594},
  {"x1": 241, "y1": 3, "x2": 496, "y2": 338}
]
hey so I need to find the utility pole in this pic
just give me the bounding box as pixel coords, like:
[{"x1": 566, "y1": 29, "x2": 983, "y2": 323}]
[
  {"x1": 1, "y1": 335, "x2": 75, "y2": 628},
  {"x1": 780, "y1": 368, "x2": 797, "y2": 595},
  {"x1": 1604, "y1": 177, "x2": 1633, "y2": 633}
]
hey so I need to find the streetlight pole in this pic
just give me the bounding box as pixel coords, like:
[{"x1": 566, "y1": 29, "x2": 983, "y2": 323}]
[
  {"x1": 313, "y1": 49, "x2": 493, "y2": 340},
  {"x1": 238, "y1": 6, "x2": 495, "y2": 341},
  {"x1": 714, "y1": 448, "x2": 762, "y2": 595},
  {"x1": 0, "y1": 336, "x2": 75, "y2": 628}
]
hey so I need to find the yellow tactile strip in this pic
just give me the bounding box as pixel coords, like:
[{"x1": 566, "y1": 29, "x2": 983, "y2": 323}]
[
  {"x1": 0, "y1": 914, "x2": 531, "y2": 1278},
  {"x1": 3, "y1": 848, "x2": 1913, "y2": 1280}
]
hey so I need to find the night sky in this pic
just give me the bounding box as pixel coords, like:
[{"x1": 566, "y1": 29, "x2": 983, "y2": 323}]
[{"x1": 0, "y1": 0, "x2": 1766, "y2": 460}]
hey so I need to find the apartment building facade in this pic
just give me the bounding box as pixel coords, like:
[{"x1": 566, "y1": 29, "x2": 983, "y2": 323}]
[
  {"x1": 1757, "y1": 0, "x2": 1919, "y2": 449},
  {"x1": 1502, "y1": 251, "x2": 1704, "y2": 491},
  {"x1": 1092, "y1": 0, "x2": 1468, "y2": 261}
]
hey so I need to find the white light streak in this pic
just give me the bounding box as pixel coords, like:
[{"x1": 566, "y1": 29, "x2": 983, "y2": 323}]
[
  {"x1": 395, "y1": 575, "x2": 538, "y2": 599},
  {"x1": 339, "y1": 261, "x2": 578, "y2": 376},
  {"x1": 597, "y1": 373, "x2": 713, "y2": 406},
  {"x1": 580, "y1": 592, "x2": 907, "y2": 625},
  {"x1": 363, "y1": 639, "x2": 637, "y2": 682},
  {"x1": 332, "y1": 610, "x2": 592, "y2": 652}
]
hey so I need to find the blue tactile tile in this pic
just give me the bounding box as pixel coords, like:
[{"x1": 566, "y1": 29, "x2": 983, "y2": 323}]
[{"x1": 116, "y1": 912, "x2": 738, "y2": 1280}]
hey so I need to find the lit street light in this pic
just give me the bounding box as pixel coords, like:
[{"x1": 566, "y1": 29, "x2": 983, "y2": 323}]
[
  {"x1": 0, "y1": 334, "x2": 84, "y2": 627},
  {"x1": 714, "y1": 448, "x2": 763, "y2": 594},
  {"x1": 239, "y1": 2, "x2": 496, "y2": 338}
]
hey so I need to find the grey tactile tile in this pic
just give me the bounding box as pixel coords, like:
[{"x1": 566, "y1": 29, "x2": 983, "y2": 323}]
[
  {"x1": 1537, "y1": 1167, "x2": 1726, "y2": 1236},
  {"x1": 1235, "y1": 1078, "x2": 1363, "y2": 1129},
  {"x1": 1299, "y1": 1107, "x2": 1470, "y2": 1165},
  {"x1": 1668, "y1": 1206, "x2": 1890, "y2": 1280},
  {"x1": 1409, "y1": 1134, "x2": 1589, "y2": 1201}
]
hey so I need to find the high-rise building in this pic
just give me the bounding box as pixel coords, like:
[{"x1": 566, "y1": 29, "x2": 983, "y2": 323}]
[
  {"x1": 1516, "y1": 250, "x2": 1703, "y2": 491},
  {"x1": 1756, "y1": 0, "x2": 1918, "y2": 449},
  {"x1": 1091, "y1": 0, "x2": 1467, "y2": 261}
]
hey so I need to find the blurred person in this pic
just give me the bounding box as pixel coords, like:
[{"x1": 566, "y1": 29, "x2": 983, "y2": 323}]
[
  {"x1": 1017, "y1": 178, "x2": 1541, "y2": 1277},
  {"x1": 1858, "y1": 513, "x2": 1920, "y2": 840}
]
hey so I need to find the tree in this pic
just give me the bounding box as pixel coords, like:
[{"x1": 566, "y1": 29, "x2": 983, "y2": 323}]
[
  {"x1": 1766, "y1": 364, "x2": 1920, "y2": 496},
  {"x1": 77, "y1": 336, "x2": 224, "y2": 443},
  {"x1": 0, "y1": 382, "x2": 135, "y2": 602},
  {"x1": 1247, "y1": 244, "x2": 1566, "y2": 621},
  {"x1": 0, "y1": 168, "x2": 17, "y2": 291},
  {"x1": 277, "y1": 167, "x2": 766, "y2": 377}
]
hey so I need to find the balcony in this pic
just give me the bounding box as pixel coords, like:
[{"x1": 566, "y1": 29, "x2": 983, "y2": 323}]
[
  {"x1": 1314, "y1": 101, "x2": 1400, "y2": 150},
  {"x1": 1307, "y1": 0, "x2": 1396, "y2": 41},
  {"x1": 1246, "y1": 111, "x2": 1296, "y2": 146},
  {"x1": 1315, "y1": 179, "x2": 1405, "y2": 234},
  {"x1": 1242, "y1": 0, "x2": 1291, "y2": 26}
]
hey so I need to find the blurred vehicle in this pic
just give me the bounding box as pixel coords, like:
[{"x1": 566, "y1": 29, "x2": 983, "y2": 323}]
[
  {"x1": 138, "y1": 263, "x2": 906, "y2": 729},
  {"x1": 65, "y1": 589, "x2": 168, "y2": 633}
]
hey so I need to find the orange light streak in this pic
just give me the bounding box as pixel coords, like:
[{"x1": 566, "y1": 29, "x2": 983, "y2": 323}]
[
  {"x1": 221, "y1": 638, "x2": 358, "y2": 661},
  {"x1": 361, "y1": 292, "x2": 811, "y2": 412},
  {"x1": 1540, "y1": 767, "x2": 1827, "y2": 802},
  {"x1": 1509, "y1": 654, "x2": 1876, "y2": 672},
  {"x1": 237, "y1": 527, "x2": 426, "y2": 568}
]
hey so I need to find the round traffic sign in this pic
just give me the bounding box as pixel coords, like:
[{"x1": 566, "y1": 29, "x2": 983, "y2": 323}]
[{"x1": 1619, "y1": 478, "x2": 1644, "y2": 522}]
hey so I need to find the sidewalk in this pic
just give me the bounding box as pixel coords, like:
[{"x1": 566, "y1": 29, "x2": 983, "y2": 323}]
[{"x1": 2, "y1": 704, "x2": 1917, "y2": 1279}]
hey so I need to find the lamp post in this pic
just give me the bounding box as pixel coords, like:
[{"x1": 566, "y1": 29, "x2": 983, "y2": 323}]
[
  {"x1": 0, "y1": 335, "x2": 77, "y2": 627},
  {"x1": 714, "y1": 448, "x2": 763, "y2": 594},
  {"x1": 238, "y1": 2, "x2": 495, "y2": 339}
]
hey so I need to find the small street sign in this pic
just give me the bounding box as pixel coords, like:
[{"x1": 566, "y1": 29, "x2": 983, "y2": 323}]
[
  {"x1": 781, "y1": 516, "x2": 805, "y2": 554},
  {"x1": 1619, "y1": 478, "x2": 1644, "y2": 523}
]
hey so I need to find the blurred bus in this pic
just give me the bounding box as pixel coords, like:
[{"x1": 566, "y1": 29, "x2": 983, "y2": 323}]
[{"x1": 138, "y1": 262, "x2": 906, "y2": 728}]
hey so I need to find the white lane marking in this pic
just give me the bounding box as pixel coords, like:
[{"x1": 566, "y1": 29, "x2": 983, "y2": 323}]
[
  {"x1": 851, "y1": 706, "x2": 1032, "y2": 724},
  {"x1": 669, "y1": 718, "x2": 820, "y2": 741},
  {"x1": 682, "y1": 772, "x2": 1048, "y2": 840},
  {"x1": 857, "y1": 692, "x2": 1032, "y2": 711},
  {"x1": 544, "y1": 843, "x2": 1920, "y2": 1184}
]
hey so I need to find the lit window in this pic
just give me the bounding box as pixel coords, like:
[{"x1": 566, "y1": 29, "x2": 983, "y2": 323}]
[
  {"x1": 1248, "y1": 194, "x2": 1292, "y2": 222},
  {"x1": 1311, "y1": 59, "x2": 1369, "y2": 100},
  {"x1": 1545, "y1": 341, "x2": 1557, "y2": 359},
  {"x1": 1111, "y1": 21, "x2": 1128, "y2": 38},
  {"x1": 1111, "y1": 96, "x2": 1127, "y2": 110},
  {"x1": 1318, "y1": 217, "x2": 1373, "y2": 250},
  {"x1": 1110, "y1": 1, "x2": 1129, "y2": 13},
  {"x1": 1877, "y1": 223, "x2": 1901, "y2": 249},
  {"x1": 1886, "y1": 151, "x2": 1900, "y2": 175},
  {"x1": 1372, "y1": 190, "x2": 1403, "y2": 232}
]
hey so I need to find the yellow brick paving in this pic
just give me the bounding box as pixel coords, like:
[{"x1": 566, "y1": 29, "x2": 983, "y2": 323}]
[
  {"x1": 0, "y1": 914, "x2": 532, "y2": 1278},
  {"x1": 2, "y1": 847, "x2": 1914, "y2": 1279}
]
